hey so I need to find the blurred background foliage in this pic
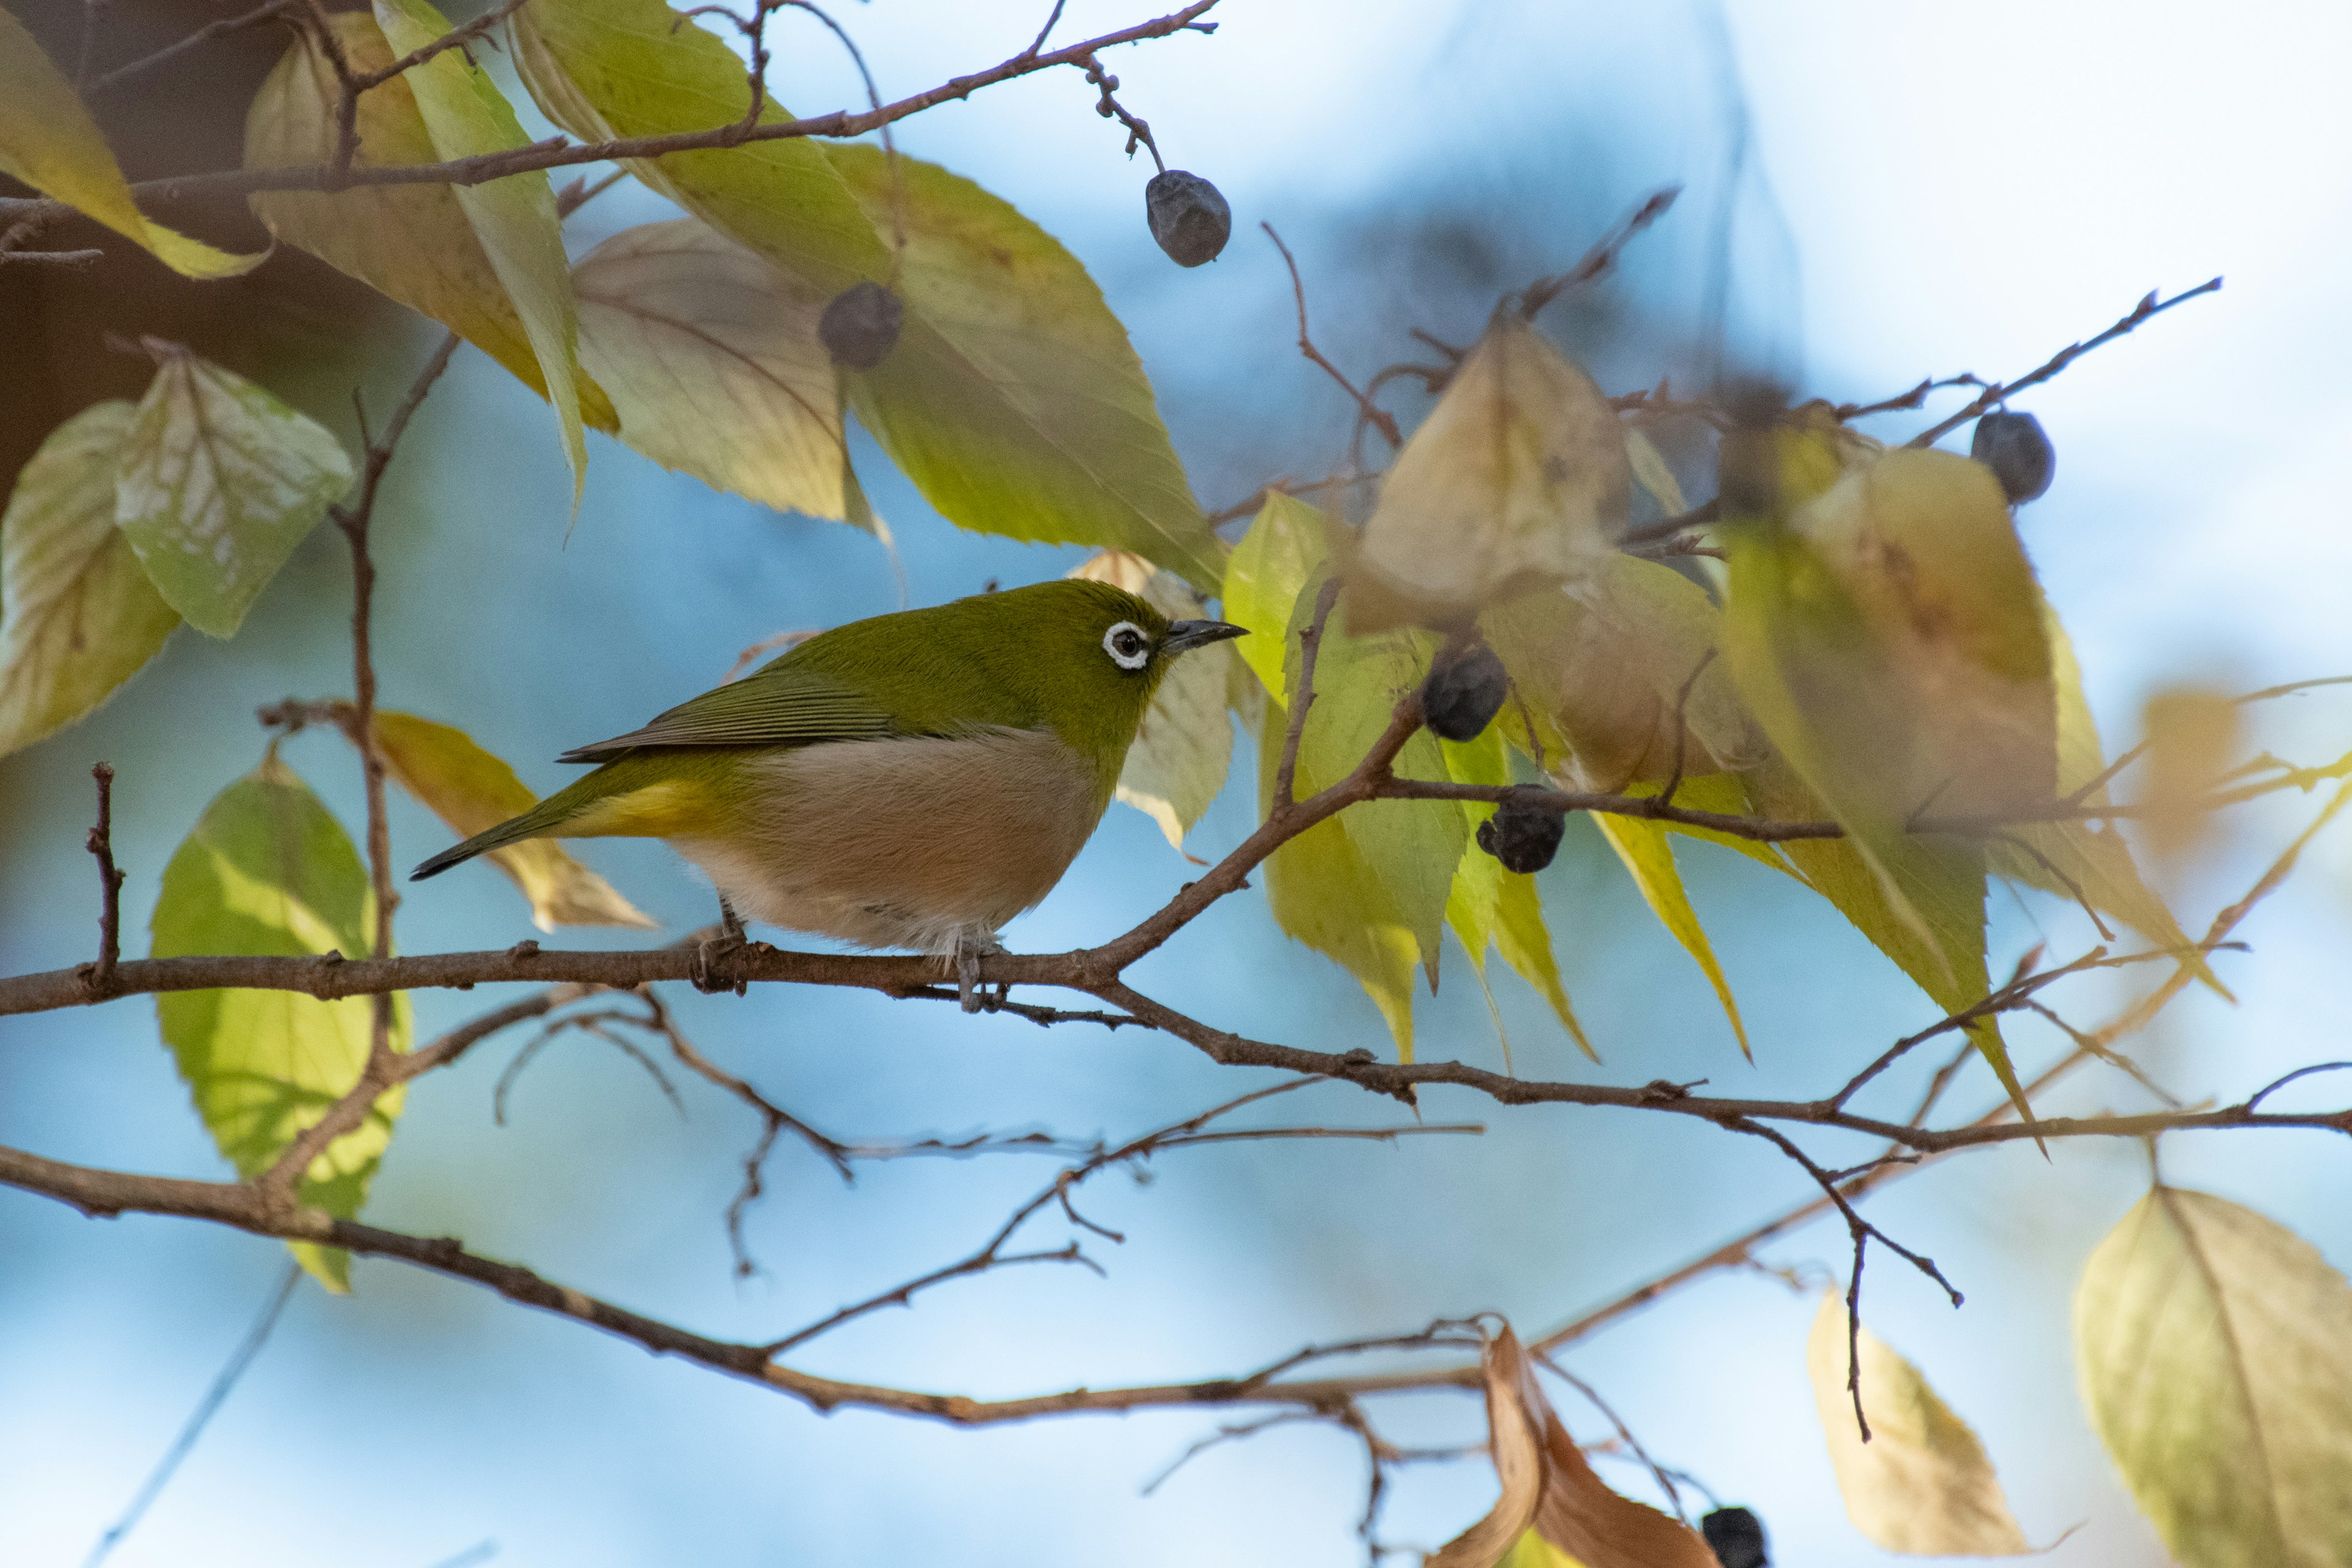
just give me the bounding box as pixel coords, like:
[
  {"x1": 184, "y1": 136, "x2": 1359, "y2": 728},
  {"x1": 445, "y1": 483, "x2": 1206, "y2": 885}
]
[{"x1": 5, "y1": 1, "x2": 2351, "y2": 1563}]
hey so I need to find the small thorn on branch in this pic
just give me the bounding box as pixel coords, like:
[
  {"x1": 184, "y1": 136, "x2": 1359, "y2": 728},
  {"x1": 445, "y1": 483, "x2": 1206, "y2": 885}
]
[{"x1": 77, "y1": 763, "x2": 127, "y2": 999}]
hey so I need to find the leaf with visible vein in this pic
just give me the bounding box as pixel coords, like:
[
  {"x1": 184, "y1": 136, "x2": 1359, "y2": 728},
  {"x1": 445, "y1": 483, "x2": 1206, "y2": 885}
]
[
  {"x1": 0, "y1": 402, "x2": 179, "y2": 757},
  {"x1": 152, "y1": 759, "x2": 410, "y2": 1289},
  {"x1": 115, "y1": 346, "x2": 353, "y2": 639}
]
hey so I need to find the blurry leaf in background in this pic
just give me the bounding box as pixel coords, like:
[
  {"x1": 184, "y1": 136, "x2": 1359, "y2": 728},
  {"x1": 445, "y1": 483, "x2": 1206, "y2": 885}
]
[
  {"x1": 1223, "y1": 491, "x2": 1328, "y2": 699},
  {"x1": 114, "y1": 342, "x2": 353, "y2": 639},
  {"x1": 0, "y1": 7, "x2": 265, "y2": 279},
  {"x1": 1344, "y1": 315, "x2": 1627, "y2": 634},
  {"x1": 1068, "y1": 552, "x2": 1234, "y2": 853},
  {"x1": 1591, "y1": 812, "x2": 1746, "y2": 1058},
  {"x1": 2075, "y1": 1187, "x2": 2352, "y2": 1568},
  {"x1": 574, "y1": 219, "x2": 856, "y2": 524},
  {"x1": 151, "y1": 758, "x2": 410, "y2": 1290},
  {"x1": 0, "y1": 401, "x2": 180, "y2": 758},
  {"x1": 1806, "y1": 1292, "x2": 2031, "y2": 1556},
  {"x1": 1441, "y1": 725, "x2": 1593, "y2": 1060},
  {"x1": 828, "y1": 146, "x2": 1223, "y2": 591},
  {"x1": 372, "y1": 710, "x2": 655, "y2": 932},
  {"x1": 2140, "y1": 685, "x2": 2242, "y2": 861},
  {"x1": 1990, "y1": 604, "x2": 2219, "y2": 990},
  {"x1": 372, "y1": 0, "x2": 588, "y2": 506},
  {"x1": 243, "y1": 13, "x2": 619, "y2": 434},
  {"x1": 1431, "y1": 1325, "x2": 1714, "y2": 1568}
]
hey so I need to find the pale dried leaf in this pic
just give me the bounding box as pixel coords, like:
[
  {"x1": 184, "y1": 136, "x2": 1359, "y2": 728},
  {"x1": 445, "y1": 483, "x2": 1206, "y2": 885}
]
[
  {"x1": 372, "y1": 710, "x2": 654, "y2": 932},
  {"x1": 2076, "y1": 1187, "x2": 2352, "y2": 1568},
  {"x1": 115, "y1": 345, "x2": 353, "y2": 639},
  {"x1": 1806, "y1": 1292, "x2": 2030, "y2": 1556},
  {"x1": 1427, "y1": 1329, "x2": 1547, "y2": 1568},
  {"x1": 0, "y1": 402, "x2": 179, "y2": 756},
  {"x1": 1069, "y1": 551, "x2": 1235, "y2": 851},
  {"x1": 2141, "y1": 686, "x2": 2240, "y2": 859},
  {"x1": 1346, "y1": 315, "x2": 1628, "y2": 632}
]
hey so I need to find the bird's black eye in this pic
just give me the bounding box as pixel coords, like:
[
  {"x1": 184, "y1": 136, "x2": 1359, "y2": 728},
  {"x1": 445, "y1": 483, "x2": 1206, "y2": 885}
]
[{"x1": 1102, "y1": 620, "x2": 1150, "y2": 671}]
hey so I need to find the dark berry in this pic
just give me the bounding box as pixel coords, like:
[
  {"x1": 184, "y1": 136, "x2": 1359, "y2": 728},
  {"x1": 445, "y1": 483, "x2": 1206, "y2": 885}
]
[
  {"x1": 1476, "y1": 800, "x2": 1564, "y2": 874},
  {"x1": 1700, "y1": 1507, "x2": 1768, "y2": 1568},
  {"x1": 1145, "y1": 170, "x2": 1231, "y2": 268},
  {"x1": 818, "y1": 281, "x2": 903, "y2": 371},
  {"x1": 1421, "y1": 641, "x2": 1509, "y2": 742},
  {"x1": 1970, "y1": 410, "x2": 2055, "y2": 505}
]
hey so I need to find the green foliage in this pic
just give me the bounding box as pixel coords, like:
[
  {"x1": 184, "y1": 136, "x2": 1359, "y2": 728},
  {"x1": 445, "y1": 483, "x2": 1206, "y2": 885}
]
[
  {"x1": 115, "y1": 346, "x2": 353, "y2": 639},
  {"x1": 0, "y1": 402, "x2": 179, "y2": 758},
  {"x1": 2075, "y1": 1187, "x2": 2352, "y2": 1568},
  {"x1": 372, "y1": 0, "x2": 590, "y2": 506},
  {"x1": 1068, "y1": 552, "x2": 1237, "y2": 851},
  {"x1": 151, "y1": 758, "x2": 410, "y2": 1289}
]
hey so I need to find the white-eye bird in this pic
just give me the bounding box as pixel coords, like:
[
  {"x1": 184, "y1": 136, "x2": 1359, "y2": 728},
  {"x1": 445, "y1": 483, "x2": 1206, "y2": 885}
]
[{"x1": 411, "y1": 579, "x2": 1246, "y2": 1005}]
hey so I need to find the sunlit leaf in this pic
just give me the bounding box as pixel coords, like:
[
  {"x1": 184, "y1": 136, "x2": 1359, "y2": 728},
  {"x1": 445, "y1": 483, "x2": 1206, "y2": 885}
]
[
  {"x1": 827, "y1": 146, "x2": 1222, "y2": 590},
  {"x1": 372, "y1": 0, "x2": 588, "y2": 506},
  {"x1": 1806, "y1": 1292, "x2": 2031, "y2": 1555},
  {"x1": 0, "y1": 7, "x2": 264, "y2": 279},
  {"x1": 0, "y1": 402, "x2": 179, "y2": 757},
  {"x1": 115, "y1": 344, "x2": 353, "y2": 639},
  {"x1": 573, "y1": 217, "x2": 856, "y2": 523},
  {"x1": 242, "y1": 13, "x2": 617, "y2": 435},
  {"x1": 371, "y1": 710, "x2": 655, "y2": 931},
  {"x1": 2076, "y1": 1187, "x2": 2352, "y2": 1568},
  {"x1": 1441, "y1": 725, "x2": 1593, "y2": 1059},
  {"x1": 1224, "y1": 491, "x2": 1328, "y2": 699},
  {"x1": 1592, "y1": 812, "x2": 1747, "y2": 1058},
  {"x1": 1069, "y1": 552, "x2": 1235, "y2": 851},
  {"x1": 151, "y1": 758, "x2": 409, "y2": 1289},
  {"x1": 1344, "y1": 315, "x2": 1627, "y2": 633}
]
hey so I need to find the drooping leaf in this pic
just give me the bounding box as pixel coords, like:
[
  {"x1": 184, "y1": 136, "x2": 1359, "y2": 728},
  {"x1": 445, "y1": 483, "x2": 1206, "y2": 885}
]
[
  {"x1": 2075, "y1": 1187, "x2": 2352, "y2": 1568},
  {"x1": 826, "y1": 146, "x2": 1222, "y2": 590},
  {"x1": 115, "y1": 345, "x2": 354, "y2": 639},
  {"x1": 1344, "y1": 314, "x2": 1627, "y2": 633},
  {"x1": 573, "y1": 217, "x2": 856, "y2": 523},
  {"x1": 0, "y1": 402, "x2": 180, "y2": 757},
  {"x1": 1432, "y1": 1326, "x2": 1716, "y2": 1568},
  {"x1": 151, "y1": 758, "x2": 410, "y2": 1289},
  {"x1": 243, "y1": 15, "x2": 615, "y2": 435},
  {"x1": 1591, "y1": 812, "x2": 1747, "y2": 1058},
  {"x1": 371, "y1": 710, "x2": 655, "y2": 931},
  {"x1": 1068, "y1": 552, "x2": 1235, "y2": 851},
  {"x1": 1224, "y1": 491, "x2": 1329, "y2": 699},
  {"x1": 0, "y1": 7, "x2": 264, "y2": 279},
  {"x1": 1806, "y1": 1292, "x2": 2031, "y2": 1556},
  {"x1": 372, "y1": 0, "x2": 589, "y2": 506}
]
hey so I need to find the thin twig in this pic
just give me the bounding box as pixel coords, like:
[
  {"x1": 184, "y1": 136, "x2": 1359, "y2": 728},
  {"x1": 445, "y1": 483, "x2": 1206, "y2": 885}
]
[
  {"x1": 76, "y1": 763, "x2": 127, "y2": 999},
  {"x1": 1275, "y1": 576, "x2": 1343, "y2": 805},
  {"x1": 86, "y1": 0, "x2": 300, "y2": 94},
  {"x1": 1517, "y1": 186, "x2": 1679, "y2": 318},
  {"x1": 1262, "y1": 224, "x2": 1401, "y2": 450}
]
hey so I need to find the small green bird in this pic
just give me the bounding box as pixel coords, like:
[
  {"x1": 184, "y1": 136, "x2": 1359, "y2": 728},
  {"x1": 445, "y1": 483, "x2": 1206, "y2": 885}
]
[{"x1": 412, "y1": 579, "x2": 1245, "y2": 1005}]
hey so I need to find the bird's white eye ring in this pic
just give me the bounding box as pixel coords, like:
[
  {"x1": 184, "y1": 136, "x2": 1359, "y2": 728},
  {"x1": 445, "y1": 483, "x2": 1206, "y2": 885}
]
[{"x1": 1103, "y1": 621, "x2": 1150, "y2": 671}]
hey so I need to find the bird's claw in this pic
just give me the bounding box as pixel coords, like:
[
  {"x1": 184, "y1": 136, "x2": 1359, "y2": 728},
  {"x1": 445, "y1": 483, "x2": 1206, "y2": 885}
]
[
  {"x1": 692, "y1": 931, "x2": 748, "y2": 997},
  {"x1": 956, "y1": 943, "x2": 983, "y2": 1013}
]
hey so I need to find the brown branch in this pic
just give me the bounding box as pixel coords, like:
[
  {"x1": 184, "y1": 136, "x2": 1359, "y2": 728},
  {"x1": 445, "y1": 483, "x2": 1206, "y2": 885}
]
[
  {"x1": 1261, "y1": 223, "x2": 1401, "y2": 450},
  {"x1": 1907, "y1": 278, "x2": 2224, "y2": 448},
  {"x1": 1517, "y1": 186, "x2": 1680, "y2": 319},
  {"x1": 76, "y1": 763, "x2": 127, "y2": 999}
]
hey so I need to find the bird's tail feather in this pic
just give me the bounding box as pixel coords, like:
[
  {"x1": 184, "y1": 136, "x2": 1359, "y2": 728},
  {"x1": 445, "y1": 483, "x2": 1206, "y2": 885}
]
[
  {"x1": 409, "y1": 752, "x2": 728, "y2": 881},
  {"x1": 410, "y1": 797, "x2": 573, "y2": 880}
]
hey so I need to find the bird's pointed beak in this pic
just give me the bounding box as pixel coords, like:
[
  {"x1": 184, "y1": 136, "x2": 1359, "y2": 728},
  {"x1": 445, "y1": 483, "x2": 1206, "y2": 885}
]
[{"x1": 1163, "y1": 619, "x2": 1249, "y2": 655}]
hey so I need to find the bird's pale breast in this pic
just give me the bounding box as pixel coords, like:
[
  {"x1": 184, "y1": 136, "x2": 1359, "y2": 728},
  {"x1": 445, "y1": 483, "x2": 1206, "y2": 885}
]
[{"x1": 667, "y1": 726, "x2": 1111, "y2": 953}]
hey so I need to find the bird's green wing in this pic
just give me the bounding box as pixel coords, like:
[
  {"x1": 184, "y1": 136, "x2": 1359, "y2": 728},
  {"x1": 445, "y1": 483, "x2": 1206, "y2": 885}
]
[{"x1": 556, "y1": 657, "x2": 910, "y2": 762}]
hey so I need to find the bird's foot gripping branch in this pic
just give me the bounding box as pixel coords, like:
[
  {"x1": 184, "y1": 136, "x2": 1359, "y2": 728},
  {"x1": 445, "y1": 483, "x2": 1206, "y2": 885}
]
[{"x1": 6, "y1": 0, "x2": 2352, "y2": 1560}]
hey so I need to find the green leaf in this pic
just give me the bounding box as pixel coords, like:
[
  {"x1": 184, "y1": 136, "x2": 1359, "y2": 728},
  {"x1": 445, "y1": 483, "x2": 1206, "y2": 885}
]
[
  {"x1": 1342, "y1": 314, "x2": 1627, "y2": 632},
  {"x1": 242, "y1": 14, "x2": 618, "y2": 435},
  {"x1": 1806, "y1": 1292, "x2": 2031, "y2": 1555},
  {"x1": 151, "y1": 758, "x2": 409, "y2": 1289},
  {"x1": 0, "y1": 7, "x2": 265, "y2": 279},
  {"x1": 0, "y1": 402, "x2": 180, "y2": 757},
  {"x1": 826, "y1": 146, "x2": 1221, "y2": 590},
  {"x1": 372, "y1": 0, "x2": 588, "y2": 507},
  {"x1": 115, "y1": 345, "x2": 354, "y2": 639},
  {"x1": 1284, "y1": 573, "x2": 1463, "y2": 986},
  {"x1": 372, "y1": 710, "x2": 655, "y2": 931},
  {"x1": 1224, "y1": 491, "x2": 1329, "y2": 699},
  {"x1": 1591, "y1": 812, "x2": 1747, "y2": 1058},
  {"x1": 2076, "y1": 1187, "x2": 2352, "y2": 1568},
  {"x1": 1069, "y1": 552, "x2": 1235, "y2": 851},
  {"x1": 573, "y1": 217, "x2": 856, "y2": 523}
]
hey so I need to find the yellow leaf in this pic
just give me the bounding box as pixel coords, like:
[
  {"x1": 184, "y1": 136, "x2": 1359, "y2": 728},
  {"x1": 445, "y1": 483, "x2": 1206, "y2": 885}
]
[
  {"x1": 2076, "y1": 1188, "x2": 2352, "y2": 1568},
  {"x1": 0, "y1": 8, "x2": 264, "y2": 279},
  {"x1": 1223, "y1": 491, "x2": 1329, "y2": 700},
  {"x1": 1345, "y1": 315, "x2": 1628, "y2": 633},
  {"x1": 1806, "y1": 1293, "x2": 2031, "y2": 1555},
  {"x1": 0, "y1": 402, "x2": 179, "y2": 757},
  {"x1": 242, "y1": 14, "x2": 617, "y2": 434},
  {"x1": 1069, "y1": 552, "x2": 1235, "y2": 851},
  {"x1": 2141, "y1": 685, "x2": 2241, "y2": 859},
  {"x1": 1443, "y1": 726, "x2": 1594, "y2": 1060},
  {"x1": 1591, "y1": 813, "x2": 1747, "y2": 1058}
]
